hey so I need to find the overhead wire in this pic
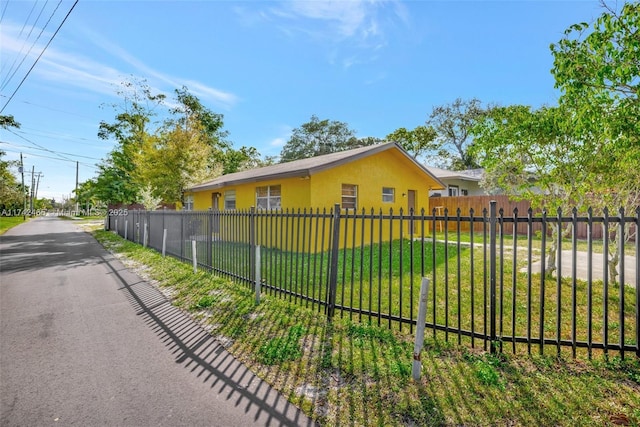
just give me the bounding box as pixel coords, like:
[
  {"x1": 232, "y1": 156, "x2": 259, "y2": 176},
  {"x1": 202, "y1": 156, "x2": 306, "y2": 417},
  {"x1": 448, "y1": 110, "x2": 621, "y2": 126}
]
[
  {"x1": 14, "y1": 128, "x2": 108, "y2": 148},
  {"x1": 1, "y1": 0, "x2": 52, "y2": 88},
  {"x1": 0, "y1": 95, "x2": 100, "y2": 120},
  {"x1": 0, "y1": 140, "x2": 103, "y2": 161},
  {"x1": 0, "y1": 0, "x2": 79, "y2": 114},
  {"x1": 0, "y1": 0, "x2": 10, "y2": 25},
  {"x1": 1, "y1": 147, "x2": 99, "y2": 170},
  {"x1": 6, "y1": 128, "x2": 79, "y2": 162}
]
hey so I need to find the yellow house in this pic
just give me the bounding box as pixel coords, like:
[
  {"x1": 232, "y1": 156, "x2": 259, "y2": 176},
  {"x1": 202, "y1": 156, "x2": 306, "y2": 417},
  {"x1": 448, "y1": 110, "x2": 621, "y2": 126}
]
[
  {"x1": 188, "y1": 142, "x2": 444, "y2": 213},
  {"x1": 185, "y1": 143, "x2": 444, "y2": 250}
]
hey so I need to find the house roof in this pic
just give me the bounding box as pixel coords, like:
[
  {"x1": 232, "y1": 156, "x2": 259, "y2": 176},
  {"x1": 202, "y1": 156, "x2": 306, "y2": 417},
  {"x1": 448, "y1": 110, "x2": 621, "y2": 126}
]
[
  {"x1": 188, "y1": 142, "x2": 445, "y2": 191},
  {"x1": 425, "y1": 166, "x2": 483, "y2": 182}
]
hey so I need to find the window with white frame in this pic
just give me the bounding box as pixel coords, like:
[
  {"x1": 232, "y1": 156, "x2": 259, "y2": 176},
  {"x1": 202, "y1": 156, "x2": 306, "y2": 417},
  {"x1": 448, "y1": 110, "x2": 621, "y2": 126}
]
[
  {"x1": 256, "y1": 185, "x2": 281, "y2": 209},
  {"x1": 341, "y1": 184, "x2": 357, "y2": 210},
  {"x1": 184, "y1": 195, "x2": 194, "y2": 211},
  {"x1": 382, "y1": 187, "x2": 395, "y2": 203},
  {"x1": 224, "y1": 190, "x2": 236, "y2": 210},
  {"x1": 448, "y1": 186, "x2": 459, "y2": 197}
]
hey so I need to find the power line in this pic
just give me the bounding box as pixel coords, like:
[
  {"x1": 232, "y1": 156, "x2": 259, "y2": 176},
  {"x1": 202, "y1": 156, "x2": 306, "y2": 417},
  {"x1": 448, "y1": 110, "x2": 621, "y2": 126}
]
[
  {"x1": 0, "y1": 0, "x2": 79, "y2": 114},
  {"x1": 1, "y1": 147, "x2": 99, "y2": 170},
  {"x1": 14, "y1": 127, "x2": 107, "y2": 147},
  {"x1": 1, "y1": 0, "x2": 42, "y2": 76},
  {"x1": 0, "y1": 140, "x2": 103, "y2": 160},
  {"x1": 0, "y1": 0, "x2": 11, "y2": 26},
  {"x1": 0, "y1": 95, "x2": 100, "y2": 120},
  {"x1": 6, "y1": 128, "x2": 77, "y2": 162},
  {"x1": 1, "y1": 0, "x2": 56, "y2": 90}
]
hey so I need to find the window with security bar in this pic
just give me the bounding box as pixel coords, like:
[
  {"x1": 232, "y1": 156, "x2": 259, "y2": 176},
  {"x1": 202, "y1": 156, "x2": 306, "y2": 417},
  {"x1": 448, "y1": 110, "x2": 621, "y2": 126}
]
[
  {"x1": 224, "y1": 190, "x2": 236, "y2": 209},
  {"x1": 342, "y1": 184, "x2": 357, "y2": 210},
  {"x1": 382, "y1": 187, "x2": 395, "y2": 203},
  {"x1": 256, "y1": 185, "x2": 281, "y2": 209}
]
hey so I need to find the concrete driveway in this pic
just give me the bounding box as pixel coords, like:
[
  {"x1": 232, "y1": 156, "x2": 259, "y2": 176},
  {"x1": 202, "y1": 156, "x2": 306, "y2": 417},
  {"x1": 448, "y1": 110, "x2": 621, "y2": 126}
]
[
  {"x1": 527, "y1": 249, "x2": 637, "y2": 287},
  {"x1": 0, "y1": 217, "x2": 314, "y2": 426}
]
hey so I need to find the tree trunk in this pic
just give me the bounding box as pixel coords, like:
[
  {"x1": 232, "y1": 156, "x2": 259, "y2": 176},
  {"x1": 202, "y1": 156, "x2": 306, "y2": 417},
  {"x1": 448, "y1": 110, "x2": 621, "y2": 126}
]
[
  {"x1": 545, "y1": 223, "x2": 572, "y2": 277},
  {"x1": 607, "y1": 223, "x2": 632, "y2": 286}
]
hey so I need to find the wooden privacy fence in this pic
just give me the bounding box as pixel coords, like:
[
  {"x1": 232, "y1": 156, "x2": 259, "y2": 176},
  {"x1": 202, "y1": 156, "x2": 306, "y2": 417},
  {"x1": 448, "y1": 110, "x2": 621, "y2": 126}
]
[
  {"x1": 430, "y1": 195, "x2": 637, "y2": 241},
  {"x1": 108, "y1": 202, "x2": 640, "y2": 359}
]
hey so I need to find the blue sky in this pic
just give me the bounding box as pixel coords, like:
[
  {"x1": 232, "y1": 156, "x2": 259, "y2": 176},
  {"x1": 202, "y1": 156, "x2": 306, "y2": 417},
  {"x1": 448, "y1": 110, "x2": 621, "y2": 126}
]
[{"x1": 0, "y1": 0, "x2": 608, "y2": 202}]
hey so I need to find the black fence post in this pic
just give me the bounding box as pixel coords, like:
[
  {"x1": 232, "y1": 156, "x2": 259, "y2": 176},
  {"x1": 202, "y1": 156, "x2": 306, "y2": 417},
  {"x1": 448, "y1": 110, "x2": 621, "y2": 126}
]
[
  {"x1": 250, "y1": 206, "x2": 256, "y2": 286},
  {"x1": 618, "y1": 207, "x2": 625, "y2": 360},
  {"x1": 489, "y1": 200, "x2": 498, "y2": 353},
  {"x1": 207, "y1": 208, "x2": 213, "y2": 270},
  {"x1": 636, "y1": 206, "x2": 640, "y2": 359},
  {"x1": 180, "y1": 212, "x2": 184, "y2": 261},
  {"x1": 327, "y1": 203, "x2": 341, "y2": 321}
]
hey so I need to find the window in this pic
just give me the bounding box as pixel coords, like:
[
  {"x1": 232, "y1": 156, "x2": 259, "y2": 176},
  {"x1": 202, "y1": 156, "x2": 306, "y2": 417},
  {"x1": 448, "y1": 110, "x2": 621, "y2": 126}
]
[
  {"x1": 382, "y1": 187, "x2": 395, "y2": 203},
  {"x1": 342, "y1": 184, "x2": 357, "y2": 210},
  {"x1": 256, "y1": 185, "x2": 281, "y2": 209},
  {"x1": 448, "y1": 186, "x2": 459, "y2": 197},
  {"x1": 184, "y1": 195, "x2": 194, "y2": 211},
  {"x1": 224, "y1": 190, "x2": 236, "y2": 210},
  {"x1": 461, "y1": 189, "x2": 468, "y2": 196}
]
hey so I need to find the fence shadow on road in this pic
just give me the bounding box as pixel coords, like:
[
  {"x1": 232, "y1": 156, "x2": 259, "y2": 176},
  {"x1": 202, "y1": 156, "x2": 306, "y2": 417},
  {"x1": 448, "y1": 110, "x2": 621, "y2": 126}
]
[
  {"x1": 0, "y1": 232, "x2": 106, "y2": 273},
  {"x1": 100, "y1": 254, "x2": 314, "y2": 427}
]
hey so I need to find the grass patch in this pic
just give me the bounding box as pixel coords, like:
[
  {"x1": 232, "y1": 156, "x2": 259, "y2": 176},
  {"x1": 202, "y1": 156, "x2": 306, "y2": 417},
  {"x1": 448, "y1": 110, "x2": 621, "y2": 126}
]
[
  {"x1": 93, "y1": 229, "x2": 640, "y2": 426},
  {"x1": 258, "y1": 324, "x2": 306, "y2": 365},
  {"x1": 0, "y1": 215, "x2": 27, "y2": 234}
]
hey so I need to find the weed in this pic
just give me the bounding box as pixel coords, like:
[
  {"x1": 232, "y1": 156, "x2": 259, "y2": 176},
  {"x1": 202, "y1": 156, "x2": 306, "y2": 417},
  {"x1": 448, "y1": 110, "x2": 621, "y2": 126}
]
[
  {"x1": 192, "y1": 294, "x2": 217, "y2": 309},
  {"x1": 474, "y1": 359, "x2": 504, "y2": 390},
  {"x1": 346, "y1": 321, "x2": 396, "y2": 345},
  {"x1": 258, "y1": 324, "x2": 307, "y2": 365},
  {"x1": 602, "y1": 356, "x2": 640, "y2": 384}
]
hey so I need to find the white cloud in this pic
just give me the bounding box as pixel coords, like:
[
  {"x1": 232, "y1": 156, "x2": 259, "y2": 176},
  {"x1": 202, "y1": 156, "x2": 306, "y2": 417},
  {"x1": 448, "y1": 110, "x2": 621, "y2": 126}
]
[
  {"x1": 269, "y1": 137, "x2": 286, "y2": 147},
  {"x1": 252, "y1": 0, "x2": 409, "y2": 69},
  {"x1": 0, "y1": 21, "x2": 239, "y2": 110}
]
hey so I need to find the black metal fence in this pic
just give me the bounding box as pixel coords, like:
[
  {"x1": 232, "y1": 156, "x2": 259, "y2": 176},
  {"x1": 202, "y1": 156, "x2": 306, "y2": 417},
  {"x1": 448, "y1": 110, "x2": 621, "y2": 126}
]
[{"x1": 107, "y1": 203, "x2": 640, "y2": 359}]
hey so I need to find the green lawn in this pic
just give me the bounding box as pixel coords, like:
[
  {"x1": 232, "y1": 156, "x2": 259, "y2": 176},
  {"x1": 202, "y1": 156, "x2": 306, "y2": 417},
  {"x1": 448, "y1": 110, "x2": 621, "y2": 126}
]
[
  {"x1": 0, "y1": 215, "x2": 27, "y2": 234},
  {"x1": 203, "y1": 237, "x2": 637, "y2": 358},
  {"x1": 93, "y1": 229, "x2": 640, "y2": 426}
]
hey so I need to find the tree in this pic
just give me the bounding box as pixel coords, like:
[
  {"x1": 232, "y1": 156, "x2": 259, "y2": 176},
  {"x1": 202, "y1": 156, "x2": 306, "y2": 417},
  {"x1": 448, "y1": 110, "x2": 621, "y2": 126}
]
[
  {"x1": 138, "y1": 185, "x2": 162, "y2": 210},
  {"x1": 73, "y1": 179, "x2": 101, "y2": 212},
  {"x1": 135, "y1": 123, "x2": 221, "y2": 204},
  {"x1": 550, "y1": 1, "x2": 639, "y2": 284},
  {"x1": 279, "y1": 115, "x2": 359, "y2": 162},
  {"x1": 426, "y1": 98, "x2": 490, "y2": 170},
  {"x1": 217, "y1": 146, "x2": 273, "y2": 175},
  {"x1": 96, "y1": 78, "x2": 165, "y2": 204},
  {"x1": 1, "y1": 114, "x2": 20, "y2": 130},
  {"x1": 168, "y1": 86, "x2": 230, "y2": 151},
  {"x1": 0, "y1": 150, "x2": 22, "y2": 210},
  {"x1": 133, "y1": 87, "x2": 232, "y2": 204},
  {"x1": 385, "y1": 125, "x2": 437, "y2": 159},
  {"x1": 473, "y1": 2, "x2": 639, "y2": 283},
  {"x1": 94, "y1": 81, "x2": 232, "y2": 206},
  {"x1": 0, "y1": 115, "x2": 23, "y2": 210}
]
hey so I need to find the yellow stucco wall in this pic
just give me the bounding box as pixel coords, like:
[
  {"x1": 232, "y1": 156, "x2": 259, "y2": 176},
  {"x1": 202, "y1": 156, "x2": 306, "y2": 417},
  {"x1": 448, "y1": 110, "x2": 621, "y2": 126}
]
[
  {"x1": 310, "y1": 148, "x2": 439, "y2": 212},
  {"x1": 191, "y1": 176, "x2": 312, "y2": 211},
  {"x1": 187, "y1": 148, "x2": 443, "y2": 250}
]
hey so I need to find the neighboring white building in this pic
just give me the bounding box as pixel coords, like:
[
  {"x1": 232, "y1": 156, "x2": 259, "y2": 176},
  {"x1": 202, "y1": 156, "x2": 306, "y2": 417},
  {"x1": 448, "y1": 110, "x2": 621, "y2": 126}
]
[{"x1": 426, "y1": 167, "x2": 486, "y2": 197}]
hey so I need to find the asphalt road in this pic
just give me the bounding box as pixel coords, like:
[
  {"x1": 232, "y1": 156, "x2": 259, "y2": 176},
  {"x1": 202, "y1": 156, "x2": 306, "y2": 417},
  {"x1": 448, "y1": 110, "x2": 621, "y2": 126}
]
[{"x1": 0, "y1": 217, "x2": 314, "y2": 427}]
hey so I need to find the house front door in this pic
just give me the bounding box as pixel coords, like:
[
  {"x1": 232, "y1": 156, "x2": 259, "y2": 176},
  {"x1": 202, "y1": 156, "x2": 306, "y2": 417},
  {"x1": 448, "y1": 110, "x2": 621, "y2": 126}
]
[
  {"x1": 407, "y1": 189, "x2": 416, "y2": 235},
  {"x1": 211, "y1": 192, "x2": 221, "y2": 234}
]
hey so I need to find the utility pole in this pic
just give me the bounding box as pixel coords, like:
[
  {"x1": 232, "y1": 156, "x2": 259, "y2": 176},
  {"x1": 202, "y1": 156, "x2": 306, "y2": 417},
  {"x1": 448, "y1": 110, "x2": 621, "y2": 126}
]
[
  {"x1": 20, "y1": 153, "x2": 25, "y2": 220},
  {"x1": 34, "y1": 172, "x2": 43, "y2": 203},
  {"x1": 75, "y1": 161, "x2": 79, "y2": 215},
  {"x1": 30, "y1": 165, "x2": 35, "y2": 214}
]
